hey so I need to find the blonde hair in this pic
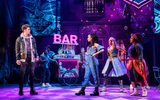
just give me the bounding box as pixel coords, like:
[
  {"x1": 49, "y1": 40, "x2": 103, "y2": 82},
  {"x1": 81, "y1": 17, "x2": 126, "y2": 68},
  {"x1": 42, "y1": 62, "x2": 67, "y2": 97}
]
[{"x1": 108, "y1": 37, "x2": 117, "y2": 46}]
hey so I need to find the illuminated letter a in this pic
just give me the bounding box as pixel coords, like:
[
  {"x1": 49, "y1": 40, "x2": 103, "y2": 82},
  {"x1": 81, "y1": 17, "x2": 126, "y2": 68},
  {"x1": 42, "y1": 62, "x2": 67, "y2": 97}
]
[{"x1": 62, "y1": 34, "x2": 70, "y2": 44}]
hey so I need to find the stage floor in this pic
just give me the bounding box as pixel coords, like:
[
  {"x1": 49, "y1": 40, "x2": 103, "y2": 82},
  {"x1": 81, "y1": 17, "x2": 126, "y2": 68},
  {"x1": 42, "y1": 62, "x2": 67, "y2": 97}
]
[{"x1": 0, "y1": 84, "x2": 159, "y2": 100}]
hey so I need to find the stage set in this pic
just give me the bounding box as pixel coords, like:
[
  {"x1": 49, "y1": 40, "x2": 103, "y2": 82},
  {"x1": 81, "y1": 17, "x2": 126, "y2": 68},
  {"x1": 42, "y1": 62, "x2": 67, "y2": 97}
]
[
  {"x1": 0, "y1": 0, "x2": 160, "y2": 100},
  {"x1": 0, "y1": 85, "x2": 160, "y2": 100}
]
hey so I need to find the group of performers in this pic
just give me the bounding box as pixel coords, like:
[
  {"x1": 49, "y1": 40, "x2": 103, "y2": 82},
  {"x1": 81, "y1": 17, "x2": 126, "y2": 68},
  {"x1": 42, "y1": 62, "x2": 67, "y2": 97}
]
[
  {"x1": 75, "y1": 33, "x2": 148, "y2": 97},
  {"x1": 15, "y1": 24, "x2": 148, "y2": 97}
]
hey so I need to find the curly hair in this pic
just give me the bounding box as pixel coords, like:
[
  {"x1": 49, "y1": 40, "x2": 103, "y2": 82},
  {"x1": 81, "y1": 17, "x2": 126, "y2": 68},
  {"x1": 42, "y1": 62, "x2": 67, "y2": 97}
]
[{"x1": 131, "y1": 33, "x2": 143, "y2": 43}]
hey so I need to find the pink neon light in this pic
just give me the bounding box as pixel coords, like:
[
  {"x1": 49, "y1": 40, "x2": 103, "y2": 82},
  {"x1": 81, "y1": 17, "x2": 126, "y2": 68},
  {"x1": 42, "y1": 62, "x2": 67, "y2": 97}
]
[{"x1": 53, "y1": 34, "x2": 78, "y2": 45}]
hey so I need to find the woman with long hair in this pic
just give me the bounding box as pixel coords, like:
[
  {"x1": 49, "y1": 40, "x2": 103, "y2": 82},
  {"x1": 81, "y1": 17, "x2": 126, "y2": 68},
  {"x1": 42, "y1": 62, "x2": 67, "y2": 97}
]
[
  {"x1": 102, "y1": 37, "x2": 127, "y2": 92},
  {"x1": 75, "y1": 33, "x2": 104, "y2": 96}
]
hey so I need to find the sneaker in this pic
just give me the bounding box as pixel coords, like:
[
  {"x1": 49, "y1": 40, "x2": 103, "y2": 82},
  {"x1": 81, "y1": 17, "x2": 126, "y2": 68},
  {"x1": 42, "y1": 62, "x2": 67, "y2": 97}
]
[
  {"x1": 130, "y1": 88, "x2": 140, "y2": 96},
  {"x1": 130, "y1": 84, "x2": 133, "y2": 93},
  {"x1": 142, "y1": 87, "x2": 148, "y2": 97},
  {"x1": 101, "y1": 86, "x2": 106, "y2": 92},
  {"x1": 42, "y1": 83, "x2": 46, "y2": 88},
  {"x1": 46, "y1": 83, "x2": 52, "y2": 87}
]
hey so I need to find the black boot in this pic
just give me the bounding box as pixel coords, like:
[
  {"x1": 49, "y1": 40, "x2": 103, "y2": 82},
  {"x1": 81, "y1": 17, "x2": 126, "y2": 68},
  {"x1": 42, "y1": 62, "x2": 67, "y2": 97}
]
[
  {"x1": 30, "y1": 90, "x2": 38, "y2": 95},
  {"x1": 75, "y1": 87, "x2": 85, "y2": 96},
  {"x1": 90, "y1": 87, "x2": 99, "y2": 96},
  {"x1": 18, "y1": 86, "x2": 24, "y2": 96},
  {"x1": 18, "y1": 90, "x2": 24, "y2": 96},
  {"x1": 30, "y1": 88, "x2": 38, "y2": 95}
]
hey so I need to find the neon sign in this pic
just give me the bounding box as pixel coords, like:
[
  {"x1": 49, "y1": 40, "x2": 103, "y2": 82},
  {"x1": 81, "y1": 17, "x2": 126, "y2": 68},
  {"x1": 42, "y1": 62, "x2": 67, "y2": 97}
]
[
  {"x1": 124, "y1": 0, "x2": 152, "y2": 9},
  {"x1": 53, "y1": 34, "x2": 78, "y2": 45}
]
